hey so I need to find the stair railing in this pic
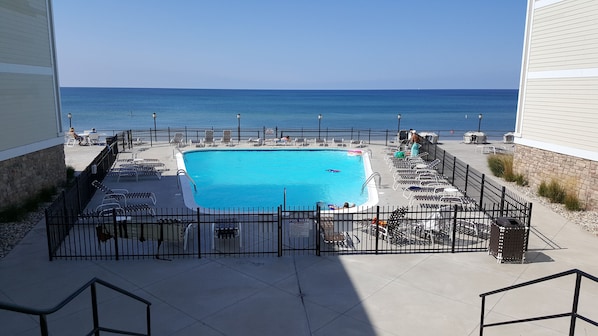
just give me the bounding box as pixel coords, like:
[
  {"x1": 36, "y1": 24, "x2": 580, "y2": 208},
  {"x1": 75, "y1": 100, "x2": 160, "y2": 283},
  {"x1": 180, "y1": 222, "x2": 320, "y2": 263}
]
[
  {"x1": 479, "y1": 269, "x2": 598, "y2": 336},
  {"x1": 0, "y1": 277, "x2": 151, "y2": 336}
]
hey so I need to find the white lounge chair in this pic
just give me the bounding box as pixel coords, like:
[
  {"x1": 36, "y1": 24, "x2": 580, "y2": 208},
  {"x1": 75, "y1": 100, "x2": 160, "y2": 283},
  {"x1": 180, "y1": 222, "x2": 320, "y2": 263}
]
[
  {"x1": 170, "y1": 132, "x2": 185, "y2": 147},
  {"x1": 221, "y1": 130, "x2": 233, "y2": 146},
  {"x1": 92, "y1": 180, "x2": 157, "y2": 205},
  {"x1": 204, "y1": 130, "x2": 215, "y2": 146}
]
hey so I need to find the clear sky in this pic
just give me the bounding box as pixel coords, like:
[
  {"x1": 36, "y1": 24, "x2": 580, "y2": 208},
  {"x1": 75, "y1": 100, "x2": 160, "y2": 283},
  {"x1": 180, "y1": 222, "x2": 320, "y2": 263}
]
[{"x1": 52, "y1": 0, "x2": 527, "y2": 90}]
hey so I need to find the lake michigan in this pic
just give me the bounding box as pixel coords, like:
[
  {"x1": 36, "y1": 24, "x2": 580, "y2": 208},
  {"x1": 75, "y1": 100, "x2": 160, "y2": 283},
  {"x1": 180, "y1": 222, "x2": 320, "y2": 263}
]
[{"x1": 60, "y1": 87, "x2": 517, "y2": 140}]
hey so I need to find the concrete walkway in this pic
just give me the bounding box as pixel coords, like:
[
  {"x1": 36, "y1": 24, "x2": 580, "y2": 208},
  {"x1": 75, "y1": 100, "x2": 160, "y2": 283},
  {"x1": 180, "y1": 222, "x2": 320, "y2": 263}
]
[{"x1": 1, "y1": 140, "x2": 598, "y2": 335}]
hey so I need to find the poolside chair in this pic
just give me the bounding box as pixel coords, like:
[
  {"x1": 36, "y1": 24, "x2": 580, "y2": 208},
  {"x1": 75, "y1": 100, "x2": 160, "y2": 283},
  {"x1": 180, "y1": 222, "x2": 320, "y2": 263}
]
[
  {"x1": 170, "y1": 132, "x2": 185, "y2": 147},
  {"x1": 332, "y1": 138, "x2": 346, "y2": 147},
  {"x1": 294, "y1": 138, "x2": 308, "y2": 146},
  {"x1": 315, "y1": 138, "x2": 327, "y2": 146},
  {"x1": 411, "y1": 205, "x2": 480, "y2": 244},
  {"x1": 220, "y1": 130, "x2": 233, "y2": 146},
  {"x1": 203, "y1": 130, "x2": 215, "y2": 146},
  {"x1": 319, "y1": 217, "x2": 346, "y2": 246},
  {"x1": 92, "y1": 180, "x2": 157, "y2": 205},
  {"x1": 88, "y1": 132, "x2": 101, "y2": 145},
  {"x1": 65, "y1": 132, "x2": 77, "y2": 147}
]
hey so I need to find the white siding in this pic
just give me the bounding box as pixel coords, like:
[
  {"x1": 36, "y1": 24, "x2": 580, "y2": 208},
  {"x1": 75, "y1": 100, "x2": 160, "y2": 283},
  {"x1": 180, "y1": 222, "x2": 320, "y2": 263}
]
[
  {"x1": 0, "y1": 0, "x2": 62, "y2": 157},
  {"x1": 520, "y1": 77, "x2": 598, "y2": 153},
  {"x1": 528, "y1": 0, "x2": 598, "y2": 72},
  {"x1": 516, "y1": 0, "x2": 598, "y2": 161},
  {"x1": 0, "y1": 1, "x2": 52, "y2": 67}
]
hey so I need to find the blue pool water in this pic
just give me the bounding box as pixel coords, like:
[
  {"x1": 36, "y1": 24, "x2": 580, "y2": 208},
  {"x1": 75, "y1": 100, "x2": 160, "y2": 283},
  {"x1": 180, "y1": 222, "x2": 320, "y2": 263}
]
[{"x1": 178, "y1": 149, "x2": 373, "y2": 210}]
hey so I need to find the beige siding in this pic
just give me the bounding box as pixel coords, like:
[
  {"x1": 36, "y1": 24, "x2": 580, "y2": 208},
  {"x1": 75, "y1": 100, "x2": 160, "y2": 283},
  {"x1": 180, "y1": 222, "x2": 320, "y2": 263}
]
[
  {"x1": 0, "y1": 2, "x2": 52, "y2": 67},
  {"x1": 520, "y1": 77, "x2": 598, "y2": 152},
  {"x1": 0, "y1": 0, "x2": 62, "y2": 156},
  {"x1": 528, "y1": 0, "x2": 598, "y2": 72},
  {"x1": 0, "y1": 73, "x2": 59, "y2": 151}
]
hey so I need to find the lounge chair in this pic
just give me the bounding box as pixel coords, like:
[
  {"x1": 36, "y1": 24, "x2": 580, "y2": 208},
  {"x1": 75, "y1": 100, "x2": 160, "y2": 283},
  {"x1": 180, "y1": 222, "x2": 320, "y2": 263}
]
[
  {"x1": 411, "y1": 205, "x2": 480, "y2": 244},
  {"x1": 92, "y1": 180, "x2": 157, "y2": 205},
  {"x1": 315, "y1": 138, "x2": 327, "y2": 146},
  {"x1": 88, "y1": 132, "x2": 100, "y2": 145},
  {"x1": 95, "y1": 214, "x2": 195, "y2": 258},
  {"x1": 369, "y1": 207, "x2": 411, "y2": 244},
  {"x1": 204, "y1": 130, "x2": 215, "y2": 146},
  {"x1": 294, "y1": 138, "x2": 308, "y2": 146},
  {"x1": 332, "y1": 138, "x2": 346, "y2": 147},
  {"x1": 220, "y1": 130, "x2": 233, "y2": 146},
  {"x1": 170, "y1": 132, "x2": 185, "y2": 147},
  {"x1": 319, "y1": 217, "x2": 346, "y2": 246},
  {"x1": 65, "y1": 133, "x2": 77, "y2": 147},
  {"x1": 248, "y1": 138, "x2": 263, "y2": 146},
  {"x1": 93, "y1": 202, "x2": 156, "y2": 217}
]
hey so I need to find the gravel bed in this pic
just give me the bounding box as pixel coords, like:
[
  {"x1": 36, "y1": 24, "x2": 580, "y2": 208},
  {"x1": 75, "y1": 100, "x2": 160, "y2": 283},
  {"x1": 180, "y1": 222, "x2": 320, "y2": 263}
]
[{"x1": 0, "y1": 209, "x2": 45, "y2": 259}]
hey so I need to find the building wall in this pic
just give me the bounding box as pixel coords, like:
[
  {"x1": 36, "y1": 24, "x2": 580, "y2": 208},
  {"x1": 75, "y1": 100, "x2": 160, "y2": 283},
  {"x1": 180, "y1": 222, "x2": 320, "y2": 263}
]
[
  {"x1": 0, "y1": 0, "x2": 66, "y2": 209},
  {"x1": 514, "y1": 0, "x2": 598, "y2": 210}
]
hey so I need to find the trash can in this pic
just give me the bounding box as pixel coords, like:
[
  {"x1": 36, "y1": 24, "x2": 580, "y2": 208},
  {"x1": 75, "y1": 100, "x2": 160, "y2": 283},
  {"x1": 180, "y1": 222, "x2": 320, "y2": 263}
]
[{"x1": 488, "y1": 217, "x2": 528, "y2": 263}]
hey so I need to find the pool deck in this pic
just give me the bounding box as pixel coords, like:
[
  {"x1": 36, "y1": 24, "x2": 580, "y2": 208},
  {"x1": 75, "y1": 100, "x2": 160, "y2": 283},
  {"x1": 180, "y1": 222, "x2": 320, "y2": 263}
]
[{"x1": 2, "y1": 139, "x2": 598, "y2": 335}]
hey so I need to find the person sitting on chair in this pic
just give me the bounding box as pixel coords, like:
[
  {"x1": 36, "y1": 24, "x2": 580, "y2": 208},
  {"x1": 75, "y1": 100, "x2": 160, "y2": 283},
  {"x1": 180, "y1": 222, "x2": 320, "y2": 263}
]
[{"x1": 69, "y1": 127, "x2": 85, "y2": 145}]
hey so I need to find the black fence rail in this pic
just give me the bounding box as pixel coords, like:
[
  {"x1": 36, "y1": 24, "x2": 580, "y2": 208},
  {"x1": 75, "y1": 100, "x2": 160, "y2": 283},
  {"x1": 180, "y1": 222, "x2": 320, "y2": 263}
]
[
  {"x1": 420, "y1": 140, "x2": 532, "y2": 223},
  {"x1": 46, "y1": 135, "x2": 121, "y2": 257},
  {"x1": 121, "y1": 127, "x2": 512, "y2": 148},
  {"x1": 0, "y1": 277, "x2": 151, "y2": 336},
  {"x1": 46, "y1": 204, "x2": 529, "y2": 260},
  {"x1": 480, "y1": 269, "x2": 598, "y2": 335},
  {"x1": 46, "y1": 132, "x2": 531, "y2": 260}
]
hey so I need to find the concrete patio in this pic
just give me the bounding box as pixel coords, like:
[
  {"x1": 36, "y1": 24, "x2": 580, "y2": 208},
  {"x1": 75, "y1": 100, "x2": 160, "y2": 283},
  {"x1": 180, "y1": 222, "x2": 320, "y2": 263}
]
[{"x1": 1, "y1": 139, "x2": 597, "y2": 335}]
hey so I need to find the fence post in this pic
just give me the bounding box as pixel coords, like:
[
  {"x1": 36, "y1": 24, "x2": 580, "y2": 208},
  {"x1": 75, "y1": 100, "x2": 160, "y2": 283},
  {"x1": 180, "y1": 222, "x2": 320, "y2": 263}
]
[
  {"x1": 524, "y1": 202, "x2": 533, "y2": 252},
  {"x1": 499, "y1": 186, "x2": 506, "y2": 217},
  {"x1": 197, "y1": 209, "x2": 201, "y2": 259},
  {"x1": 464, "y1": 164, "x2": 470, "y2": 193},
  {"x1": 479, "y1": 296, "x2": 486, "y2": 336},
  {"x1": 452, "y1": 156, "x2": 457, "y2": 184},
  {"x1": 569, "y1": 272, "x2": 583, "y2": 336},
  {"x1": 112, "y1": 211, "x2": 119, "y2": 261},
  {"x1": 45, "y1": 209, "x2": 54, "y2": 261},
  {"x1": 451, "y1": 205, "x2": 458, "y2": 253},
  {"x1": 316, "y1": 205, "x2": 321, "y2": 256},
  {"x1": 479, "y1": 174, "x2": 486, "y2": 208},
  {"x1": 374, "y1": 206, "x2": 380, "y2": 254},
  {"x1": 277, "y1": 206, "x2": 282, "y2": 257}
]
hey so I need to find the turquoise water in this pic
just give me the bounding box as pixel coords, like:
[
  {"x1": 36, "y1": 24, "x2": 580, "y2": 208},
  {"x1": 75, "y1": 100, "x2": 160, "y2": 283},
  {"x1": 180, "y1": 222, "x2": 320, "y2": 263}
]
[
  {"x1": 60, "y1": 88, "x2": 517, "y2": 136},
  {"x1": 182, "y1": 149, "x2": 369, "y2": 209}
]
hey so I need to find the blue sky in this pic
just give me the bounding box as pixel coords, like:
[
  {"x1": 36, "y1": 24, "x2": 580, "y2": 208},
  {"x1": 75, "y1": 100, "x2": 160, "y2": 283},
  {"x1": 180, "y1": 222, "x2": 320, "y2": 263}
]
[{"x1": 53, "y1": 1, "x2": 527, "y2": 89}]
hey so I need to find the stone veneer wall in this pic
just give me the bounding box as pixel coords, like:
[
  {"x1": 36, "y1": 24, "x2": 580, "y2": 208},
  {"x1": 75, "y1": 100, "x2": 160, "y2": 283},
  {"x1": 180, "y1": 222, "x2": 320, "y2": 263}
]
[
  {"x1": 513, "y1": 144, "x2": 598, "y2": 211},
  {"x1": 0, "y1": 146, "x2": 66, "y2": 210}
]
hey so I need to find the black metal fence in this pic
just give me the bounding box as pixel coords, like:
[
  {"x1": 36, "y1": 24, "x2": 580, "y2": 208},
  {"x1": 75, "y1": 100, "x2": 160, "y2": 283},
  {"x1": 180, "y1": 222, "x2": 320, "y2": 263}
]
[
  {"x1": 46, "y1": 202, "x2": 529, "y2": 260},
  {"x1": 46, "y1": 134, "x2": 532, "y2": 260},
  {"x1": 46, "y1": 135, "x2": 120, "y2": 258},
  {"x1": 421, "y1": 140, "x2": 532, "y2": 228},
  {"x1": 123, "y1": 126, "x2": 512, "y2": 148}
]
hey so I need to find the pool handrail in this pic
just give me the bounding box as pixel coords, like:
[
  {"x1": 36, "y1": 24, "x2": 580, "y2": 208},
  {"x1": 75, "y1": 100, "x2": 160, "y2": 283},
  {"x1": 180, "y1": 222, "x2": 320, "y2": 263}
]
[
  {"x1": 361, "y1": 172, "x2": 381, "y2": 194},
  {"x1": 177, "y1": 169, "x2": 197, "y2": 192}
]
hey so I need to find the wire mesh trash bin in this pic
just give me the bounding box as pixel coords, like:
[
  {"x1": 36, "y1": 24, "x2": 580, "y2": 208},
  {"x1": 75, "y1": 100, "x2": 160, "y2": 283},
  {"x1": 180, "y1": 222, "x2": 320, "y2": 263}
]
[{"x1": 489, "y1": 217, "x2": 528, "y2": 263}]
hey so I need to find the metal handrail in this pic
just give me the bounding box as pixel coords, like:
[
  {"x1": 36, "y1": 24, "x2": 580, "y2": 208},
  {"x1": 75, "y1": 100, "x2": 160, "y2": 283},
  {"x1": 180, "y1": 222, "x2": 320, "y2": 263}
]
[
  {"x1": 361, "y1": 172, "x2": 381, "y2": 194},
  {"x1": 177, "y1": 168, "x2": 198, "y2": 192},
  {"x1": 479, "y1": 269, "x2": 598, "y2": 335},
  {"x1": 0, "y1": 277, "x2": 151, "y2": 336}
]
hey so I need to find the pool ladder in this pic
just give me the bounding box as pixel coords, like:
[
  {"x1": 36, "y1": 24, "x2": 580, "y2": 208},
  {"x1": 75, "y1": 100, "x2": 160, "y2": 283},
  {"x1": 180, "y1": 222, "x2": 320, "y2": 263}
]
[
  {"x1": 361, "y1": 172, "x2": 381, "y2": 194},
  {"x1": 177, "y1": 169, "x2": 198, "y2": 192}
]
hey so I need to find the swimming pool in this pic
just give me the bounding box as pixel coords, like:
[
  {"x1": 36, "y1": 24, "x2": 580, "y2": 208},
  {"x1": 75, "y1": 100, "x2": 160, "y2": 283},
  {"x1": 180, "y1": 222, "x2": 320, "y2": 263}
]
[{"x1": 176, "y1": 149, "x2": 378, "y2": 211}]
